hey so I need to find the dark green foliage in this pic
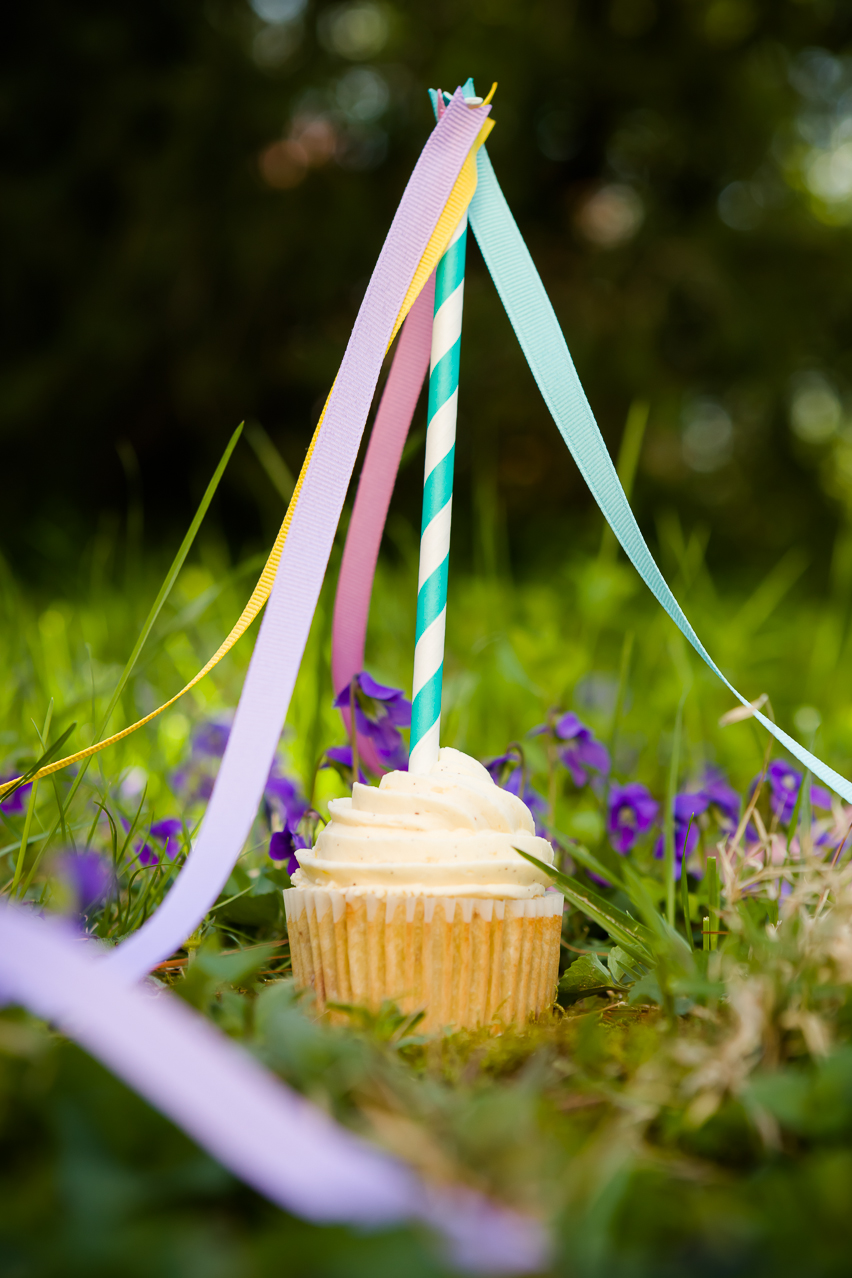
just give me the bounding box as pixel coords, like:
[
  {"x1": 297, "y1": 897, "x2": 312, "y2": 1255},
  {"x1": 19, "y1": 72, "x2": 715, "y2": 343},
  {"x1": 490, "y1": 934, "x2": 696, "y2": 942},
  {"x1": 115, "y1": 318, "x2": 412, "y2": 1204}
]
[
  {"x1": 7, "y1": 47, "x2": 852, "y2": 1254},
  {"x1": 560, "y1": 952, "x2": 614, "y2": 1000},
  {"x1": 747, "y1": 1048, "x2": 852, "y2": 1141},
  {"x1": 12, "y1": 902, "x2": 852, "y2": 1278},
  {"x1": 5, "y1": 1, "x2": 852, "y2": 583},
  {"x1": 0, "y1": 1017, "x2": 451, "y2": 1278}
]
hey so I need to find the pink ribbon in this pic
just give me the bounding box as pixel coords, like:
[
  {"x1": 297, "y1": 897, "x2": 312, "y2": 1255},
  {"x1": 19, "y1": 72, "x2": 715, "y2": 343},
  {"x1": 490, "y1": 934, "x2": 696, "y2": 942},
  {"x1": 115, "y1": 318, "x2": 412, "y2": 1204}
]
[
  {"x1": 0, "y1": 900, "x2": 547, "y2": 1271},
  {"x1": 105, "y1": 89, "x2": 489, "y2": 983},
  {"x1": 0, "y1": 93, "x2": 553, "y2": 1268},
  {"x1": 331, "y1": 274, "x2": 435, "y2": 774}
]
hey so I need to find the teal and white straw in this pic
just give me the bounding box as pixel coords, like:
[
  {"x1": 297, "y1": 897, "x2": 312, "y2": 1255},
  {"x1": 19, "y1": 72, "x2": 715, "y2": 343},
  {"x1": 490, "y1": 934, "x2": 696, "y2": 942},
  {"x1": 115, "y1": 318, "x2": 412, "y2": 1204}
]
[{"x1": 409, "y1": 211, "x2": 468, "y2": 774}]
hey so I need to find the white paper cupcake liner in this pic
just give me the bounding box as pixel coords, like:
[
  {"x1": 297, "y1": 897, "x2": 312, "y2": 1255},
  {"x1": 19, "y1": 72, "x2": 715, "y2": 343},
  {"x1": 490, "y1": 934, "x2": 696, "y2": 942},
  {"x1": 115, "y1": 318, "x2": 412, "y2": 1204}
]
[{"x1": 283, "y1": 887, "x2": 564, "y2": 1034}]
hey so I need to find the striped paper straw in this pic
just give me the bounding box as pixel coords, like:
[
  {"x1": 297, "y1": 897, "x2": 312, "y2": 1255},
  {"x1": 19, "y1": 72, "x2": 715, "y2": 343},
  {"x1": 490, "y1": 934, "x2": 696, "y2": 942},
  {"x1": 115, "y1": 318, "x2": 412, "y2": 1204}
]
[{"x1": 409, "y1": 212, "x2": 468, "y2": 774}]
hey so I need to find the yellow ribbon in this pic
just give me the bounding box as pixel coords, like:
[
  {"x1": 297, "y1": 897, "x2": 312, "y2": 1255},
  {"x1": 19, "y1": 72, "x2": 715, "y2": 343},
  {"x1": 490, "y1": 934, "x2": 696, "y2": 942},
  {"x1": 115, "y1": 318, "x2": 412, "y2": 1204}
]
[{"x1": 0, "y1": 113, "x2": 494, "y2": 799}]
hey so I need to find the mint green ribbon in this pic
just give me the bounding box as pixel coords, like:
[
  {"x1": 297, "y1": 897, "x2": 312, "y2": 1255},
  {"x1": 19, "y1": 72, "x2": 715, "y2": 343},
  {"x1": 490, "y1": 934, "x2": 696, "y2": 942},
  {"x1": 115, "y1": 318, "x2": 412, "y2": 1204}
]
[{"x1": 469, "y1": 146, "x2": 852, "y2": 805}]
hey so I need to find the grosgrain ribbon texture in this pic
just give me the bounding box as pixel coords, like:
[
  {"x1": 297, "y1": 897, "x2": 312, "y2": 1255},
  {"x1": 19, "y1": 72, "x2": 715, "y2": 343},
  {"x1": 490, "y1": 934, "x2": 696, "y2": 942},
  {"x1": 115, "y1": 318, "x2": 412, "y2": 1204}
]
[
  {"x1": 330, "y1": 142, "x2": 852, "y2": 806},
  {"x1": 0, "y1": 901, "x2": 547, "y2": 1273},
  {"x1": 106, "y1": 89, "x2": 490, "y2": 982},
  {"x1": 466, "y1": 147, "x2": 852, "y2": 805},
  {"x1": 0, "y1": 97, "x2": 492, "y2": 805}
]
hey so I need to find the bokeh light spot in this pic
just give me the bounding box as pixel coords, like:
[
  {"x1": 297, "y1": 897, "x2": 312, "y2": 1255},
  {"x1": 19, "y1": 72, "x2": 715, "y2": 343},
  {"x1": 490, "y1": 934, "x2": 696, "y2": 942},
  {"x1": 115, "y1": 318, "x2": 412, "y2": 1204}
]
[
  {"x1": 250, "y1": 0, "x2": 306, "y2": 18},
  {"x1": 575, "y1": 184, "x2": 644, "y2": 247},
  {"x1": 318, "y1": 3, "x2": 389, "y2": 60},
  {"x1": 790, "y1": 372, "x2": 843, "y2": 444},
  {"x1": 259, "y1": 139, "x2": 309, "y2": 188},
  {"x1": 335, "y1": 67, "x2": 389, "y2": 121},
  {"x1": 681, "y1": 399, "x2": 734, "y2": 473},
  {"x1": 252, "y1": 22, "x2": 303, "y2": 68}
]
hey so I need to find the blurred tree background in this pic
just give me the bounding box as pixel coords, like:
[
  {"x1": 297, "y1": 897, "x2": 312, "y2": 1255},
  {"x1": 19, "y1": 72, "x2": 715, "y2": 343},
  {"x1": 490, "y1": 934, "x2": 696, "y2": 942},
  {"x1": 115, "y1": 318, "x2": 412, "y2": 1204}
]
[{"x1": 4, "y1": 0, "x2": 852, "y2": 588}]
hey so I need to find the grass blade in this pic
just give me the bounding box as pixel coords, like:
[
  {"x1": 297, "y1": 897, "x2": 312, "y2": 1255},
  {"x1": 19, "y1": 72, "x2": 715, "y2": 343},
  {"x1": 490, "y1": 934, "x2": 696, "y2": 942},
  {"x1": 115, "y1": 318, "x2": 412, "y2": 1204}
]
[
  {"x1": 608, "y1": 629, "x2": 634, "y2": 767},
  {"x1": 1, "y1": 424, "x2": 242, "y2": 809},
  {"x1": 732, "y1": 547, "x2": 809, "y2": 637},
  {"x1": 97, "y1": 423, "x2": 244, "y2": 739},
  {"x1": 515, "y1": 848, "x2": 654, "y2": 964},
  {"x1": 599, "y1": 400, "x2": 649, "y2": 563},
  {"x1": 246, "y1": 422, "x2": 295, "y2": 503},
  {"x1": 11, "y1": 701, "x2": 53, "y2": 896},
  {"x1": 707, "y1": 855, "x2": 719, "y2": 952},
  {"x1": 664, "y1": 695, "x2": 686, "y2": 928},
  {"x1": 6, "y1": 718, "x2": 78, "y2": 897},
  {"x1": 681, "y1": 846, "x2": 693, "y2": 950},
  {"x1": 1, "y1": 720, "x2": 78, "y2": 808},
  {"x1": 557, "y1": 836, "x2": 626, "y2": 889},
  {"x1": 12, "y1": 425, "x2": 244, "y2": 877}
]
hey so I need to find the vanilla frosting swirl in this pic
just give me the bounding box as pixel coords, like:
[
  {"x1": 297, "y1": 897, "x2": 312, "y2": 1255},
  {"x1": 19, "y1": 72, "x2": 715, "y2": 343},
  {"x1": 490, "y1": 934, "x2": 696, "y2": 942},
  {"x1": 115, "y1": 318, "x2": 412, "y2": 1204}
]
[{"x1": 291, "y1": 747, "x2": 556, "y2": 898}]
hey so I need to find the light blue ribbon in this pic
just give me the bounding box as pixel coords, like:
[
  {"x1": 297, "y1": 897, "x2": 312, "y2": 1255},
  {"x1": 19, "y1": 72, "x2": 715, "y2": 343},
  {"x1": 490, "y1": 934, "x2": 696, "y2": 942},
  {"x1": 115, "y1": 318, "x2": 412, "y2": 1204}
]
[{"x1": 469, "y1": 145, "x2": 852, "y2": 805}]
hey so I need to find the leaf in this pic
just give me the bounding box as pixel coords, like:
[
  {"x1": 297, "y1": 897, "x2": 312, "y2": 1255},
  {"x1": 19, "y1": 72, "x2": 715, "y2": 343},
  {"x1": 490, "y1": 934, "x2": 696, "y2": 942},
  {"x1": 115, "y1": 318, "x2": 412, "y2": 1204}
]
[
  {"x1": 559, "y1": 954, "x2": 614, "y2": 1002},
  {"x1": 627, "y1": 973, "x2": 664, "y2": 1006},
  {"x1": 213, "y1": 869, "x2": 282, "y2": 927},
  {"x1": 607, "y1": 946, "x2": 644, "y2": 985},
  {"x1": 194, "y1": 943, "x2": 279, "y2": 986},
  {"x1": 561, "y1": 953, "x2": 611, "y2": 990},
  {"x1": 178, "y1": 939, "x2": 280, "y2": 1011}
]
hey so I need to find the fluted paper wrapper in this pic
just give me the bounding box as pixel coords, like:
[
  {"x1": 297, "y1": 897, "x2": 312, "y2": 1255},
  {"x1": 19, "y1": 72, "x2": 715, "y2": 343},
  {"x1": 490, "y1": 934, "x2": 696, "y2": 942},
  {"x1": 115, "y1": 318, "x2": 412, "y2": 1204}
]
[{"x1": 283, "y1": 887, "x2": 563, "y2": 1034}]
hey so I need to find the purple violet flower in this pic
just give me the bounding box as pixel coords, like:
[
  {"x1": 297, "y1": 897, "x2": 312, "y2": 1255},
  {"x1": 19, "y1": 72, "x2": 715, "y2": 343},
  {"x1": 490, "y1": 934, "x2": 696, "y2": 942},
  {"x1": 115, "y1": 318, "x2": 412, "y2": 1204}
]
[
  {"x1": 264, "y1": 762, "x2": 308, "y2": 827},
  {"x1": 763, "y1": 760, "x2": 832, "y2": 825},
  {"x1": 174, "y1": 714, "x2": 307, "y2": 821},
  {"x1": 654, "y1": 792, "x2": 711, "y2": 875},
  {"x1": 170, "y1": 767, "x2": 215, "y2": 802},
  {"x1": 333, "y1": 672, "x2": 411, "y2": 772},
  {"x1": 651, "y1": 771, "x2": 743, "y2": 875},
  {"x1": 608, "y1": 782, "x2": 659, "y2": 854},
  {"x1": 767, "y1": 760, "x2": 801, "y2": 824},
  {"x1": 484, "y1": 753, "x2": 548, "y2": 835},
  {"x1": 170, "y1": 715, "x2": 230, "y2": 803},
  {"x1": 191, "y1": 719, "x2": 231, "y2": 758},
  {"x1": 269, "y1": 820, "x2": 310, "y2": 877},
  {"x1": 0, "y1": 776, "x2": 32, "y2": 815},
  {"x1": 531, "y1": 711, "x2": 610, "y2": 787},
  {"x1": 484, "y1": 751, "x2": 520, "y2": 785},
  {"x1": 121, "y1": 815, "x2": 184, "y2": 867},
  {"x1": 323, "y1": 745, "x2": 368, "y2": 787},
  {"x1": 137, "y1": 841, "x2": 158, "y2": 867},
  {"x1": 814, "y1": 822, "x2": 842, "y2": 850},
  {"x1": 57, "y1": 850, "x2": 112, "y2": 914},
  {"x1": 149, "y1": 818, "x2": 184, "y2": 860},
  {"x1": 701, "y1": 769, "x2": 741, "y2": 833}
]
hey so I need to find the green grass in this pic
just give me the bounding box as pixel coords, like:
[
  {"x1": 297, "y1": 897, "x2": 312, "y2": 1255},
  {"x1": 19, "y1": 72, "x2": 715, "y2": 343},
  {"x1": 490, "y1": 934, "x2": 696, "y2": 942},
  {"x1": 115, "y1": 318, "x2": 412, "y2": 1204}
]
[{"x1": 4, "y1": 501, "x2": 852, "y2": 1275}]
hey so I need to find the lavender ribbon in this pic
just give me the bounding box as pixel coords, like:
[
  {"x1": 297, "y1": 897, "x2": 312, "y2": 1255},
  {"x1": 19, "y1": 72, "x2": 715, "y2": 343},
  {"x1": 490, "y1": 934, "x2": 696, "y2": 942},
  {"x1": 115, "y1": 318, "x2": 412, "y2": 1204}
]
[
  {"x1": 107, "y1": 90, "x2": 489, "y2": 983},
  {"x1": 0, "y1": 901, "x2": 547, "y2": 1272},
  {"x1": 0, "y1": 95, "x2": 552, "y2": 1268}
]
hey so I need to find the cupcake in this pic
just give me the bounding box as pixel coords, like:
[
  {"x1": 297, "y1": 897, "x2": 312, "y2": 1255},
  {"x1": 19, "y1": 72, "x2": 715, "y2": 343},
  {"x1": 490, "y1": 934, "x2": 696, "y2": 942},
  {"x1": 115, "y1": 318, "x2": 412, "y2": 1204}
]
[{"x1": 284, "y1": 748, "x2": 563, "y2": 1033}]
